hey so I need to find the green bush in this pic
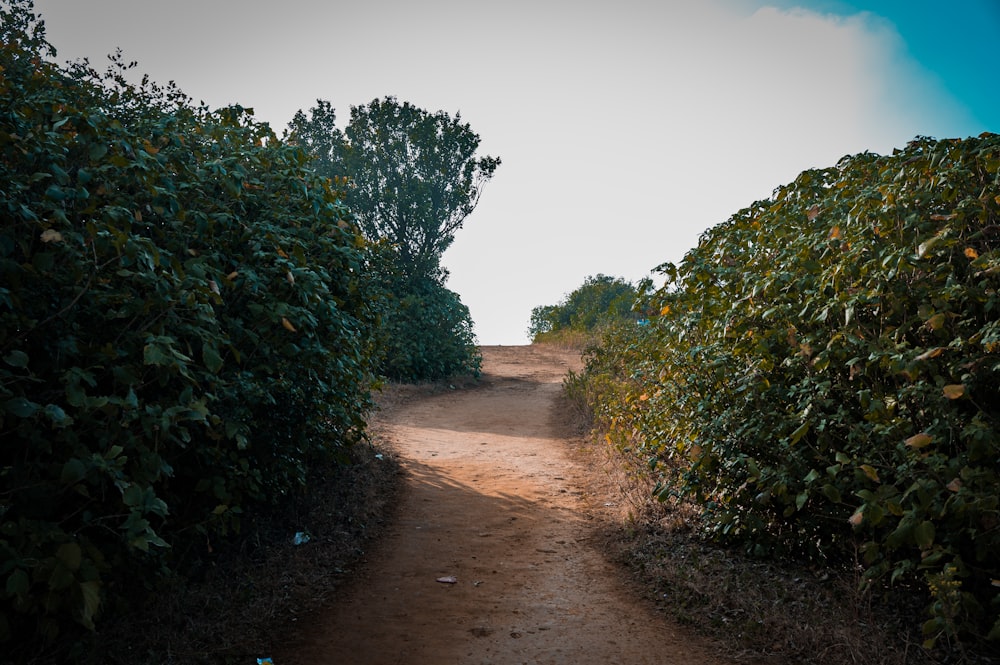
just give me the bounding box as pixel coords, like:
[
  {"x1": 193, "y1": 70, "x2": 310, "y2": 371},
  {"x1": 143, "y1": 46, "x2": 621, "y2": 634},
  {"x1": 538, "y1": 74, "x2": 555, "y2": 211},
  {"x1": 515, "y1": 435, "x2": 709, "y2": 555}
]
[
  {"x1": 577, "y1": 135, "x2": 1000, "y2": 652},
  {"x1": 370, "y1": 246, "x2": 481, "y2": 381},
  {"x1": 528, "y1": 274, "x2": 642, "y2": 344},
  {"x1": 0, "y1": 2, "x2": 380, "y2": 645}
]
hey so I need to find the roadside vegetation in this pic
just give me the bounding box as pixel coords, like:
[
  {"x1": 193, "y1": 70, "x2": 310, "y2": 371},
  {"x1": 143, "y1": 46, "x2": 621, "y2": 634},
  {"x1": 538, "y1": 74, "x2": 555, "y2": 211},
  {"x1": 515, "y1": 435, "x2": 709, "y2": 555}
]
[
  {"x1": 0, "y1": 1, "x2": 492, "y2": 660},
  {"x1": 528, "y1": 274, "x2": 646, "y2": 349},
  {"x1": 558, "y1": 134, "x2": 1000, "y2": 663}
]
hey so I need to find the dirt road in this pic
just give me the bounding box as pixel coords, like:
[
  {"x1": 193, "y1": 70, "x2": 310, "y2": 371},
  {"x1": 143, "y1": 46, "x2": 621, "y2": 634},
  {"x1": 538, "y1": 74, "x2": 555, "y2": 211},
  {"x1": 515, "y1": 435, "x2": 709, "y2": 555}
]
[{"x1": 280, "y1": 345, "x2": 729, "y2": 665}]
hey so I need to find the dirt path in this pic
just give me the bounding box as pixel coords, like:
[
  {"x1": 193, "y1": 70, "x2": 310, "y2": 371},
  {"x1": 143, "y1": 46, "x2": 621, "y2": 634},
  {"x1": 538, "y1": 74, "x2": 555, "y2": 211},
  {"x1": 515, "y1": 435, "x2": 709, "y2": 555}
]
[{"x1": 279, "y1": 345, "x2": 730, "y2": 665}]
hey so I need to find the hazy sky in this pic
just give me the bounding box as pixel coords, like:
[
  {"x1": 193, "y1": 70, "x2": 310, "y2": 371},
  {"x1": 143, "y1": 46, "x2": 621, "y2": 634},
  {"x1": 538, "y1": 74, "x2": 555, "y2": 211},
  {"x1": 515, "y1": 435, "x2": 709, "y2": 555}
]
[{"x1": 32, "y1": 1, "x2": 1000, "y2": 344}]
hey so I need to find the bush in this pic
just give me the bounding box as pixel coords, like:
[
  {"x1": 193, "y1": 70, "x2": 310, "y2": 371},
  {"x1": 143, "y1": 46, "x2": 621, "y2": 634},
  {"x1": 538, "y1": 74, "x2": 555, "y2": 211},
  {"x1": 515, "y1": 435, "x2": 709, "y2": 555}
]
[
  {"x1": 371, "y1": 249, "x2": 481, "y2": 381},
  {"x1": 0, "y1": 2, "x2": 381, "y2": 647},
  {"x1": 577, "y1": 135, "x2": 1000, "y2": 653},
  {"x1": 528, "y1": 274, "x2": 643, "y2": 344}
]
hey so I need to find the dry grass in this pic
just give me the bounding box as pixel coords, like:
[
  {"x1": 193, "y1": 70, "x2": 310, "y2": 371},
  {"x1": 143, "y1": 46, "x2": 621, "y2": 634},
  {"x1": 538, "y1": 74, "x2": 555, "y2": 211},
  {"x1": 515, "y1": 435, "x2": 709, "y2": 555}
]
[{"x1": 564, "y1": 412, "x2": 948, "y2": 665}]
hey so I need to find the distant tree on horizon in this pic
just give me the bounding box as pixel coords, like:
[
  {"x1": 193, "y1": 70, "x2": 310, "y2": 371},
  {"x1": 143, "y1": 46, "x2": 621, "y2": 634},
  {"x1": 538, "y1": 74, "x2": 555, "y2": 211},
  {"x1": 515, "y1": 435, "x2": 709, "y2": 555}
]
[{"x1": 287, "y1": 96, "x2": 500, "y2": 280}]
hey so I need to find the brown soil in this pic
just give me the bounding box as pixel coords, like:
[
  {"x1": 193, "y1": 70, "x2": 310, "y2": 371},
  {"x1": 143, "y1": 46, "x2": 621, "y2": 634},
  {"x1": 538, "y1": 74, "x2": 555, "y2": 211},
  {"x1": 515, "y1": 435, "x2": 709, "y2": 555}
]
[{"x1": 277, "y1": 345, "x2": 732, "y2": 665}]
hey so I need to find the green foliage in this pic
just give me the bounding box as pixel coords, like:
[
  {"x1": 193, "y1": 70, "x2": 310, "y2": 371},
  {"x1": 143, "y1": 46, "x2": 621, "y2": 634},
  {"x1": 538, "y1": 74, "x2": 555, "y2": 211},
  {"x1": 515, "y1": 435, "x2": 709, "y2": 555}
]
[
  {"x1": 529, "y1": 274, "x2": 643, "y2": 342},
  {"x1": 288, "y1": 97, "x2": 494, "y2": 381},
  {"x1": 575, "y1": 135, "x2": 1000, "y2": 653},
  {"x1": 0, "y1": 1, "x2": 381, "y2": 647},
  {"x1": 373, "y1": 262, "x2": 482, "y2": 381}
]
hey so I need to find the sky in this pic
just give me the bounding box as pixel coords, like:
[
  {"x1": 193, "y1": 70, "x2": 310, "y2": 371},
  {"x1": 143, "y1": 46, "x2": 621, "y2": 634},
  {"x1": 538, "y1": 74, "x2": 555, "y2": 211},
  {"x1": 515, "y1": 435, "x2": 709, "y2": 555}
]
[{"x1": 31, "y1": 0, "x2": 1000, "y2": 345}]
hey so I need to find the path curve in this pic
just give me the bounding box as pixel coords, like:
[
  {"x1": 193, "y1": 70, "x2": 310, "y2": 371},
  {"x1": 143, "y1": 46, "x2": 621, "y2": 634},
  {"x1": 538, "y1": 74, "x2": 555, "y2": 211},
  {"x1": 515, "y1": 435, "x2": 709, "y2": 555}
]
[{"x1": 280, "y1": 345, "x2": 729, "y2": 665}]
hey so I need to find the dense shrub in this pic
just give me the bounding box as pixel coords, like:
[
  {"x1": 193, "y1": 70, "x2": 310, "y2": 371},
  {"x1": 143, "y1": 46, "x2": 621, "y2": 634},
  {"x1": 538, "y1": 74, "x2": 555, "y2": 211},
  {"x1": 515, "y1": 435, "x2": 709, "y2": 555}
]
[
  {"x1": 0, "y1": 2, "x2": 380, "y2": 646},
  {"x1": 370, "y1": 246, "x2": 481, "y2": 381},
  {"x1": 529, "y1": 274, "x2": 643, "y2": 344},
  {"x1": 577, "y1": 135, "x2": 1000, "y2": 652}
]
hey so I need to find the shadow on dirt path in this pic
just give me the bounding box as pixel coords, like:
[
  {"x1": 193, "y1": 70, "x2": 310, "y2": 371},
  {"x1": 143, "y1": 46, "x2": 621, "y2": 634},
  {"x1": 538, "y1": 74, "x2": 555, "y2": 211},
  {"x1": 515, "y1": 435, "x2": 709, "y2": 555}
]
[{"x1": 277, "y1": 346, "x2": 731, "y2": 665}]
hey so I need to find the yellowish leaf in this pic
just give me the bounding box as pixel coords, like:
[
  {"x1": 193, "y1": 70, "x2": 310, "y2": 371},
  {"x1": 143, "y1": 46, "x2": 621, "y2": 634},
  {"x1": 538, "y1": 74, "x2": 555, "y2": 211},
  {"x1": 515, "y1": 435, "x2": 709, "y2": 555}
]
[
  {"x1": 849, "y1": 511, "x2": 864, "y2": 526},
  {"x1": 828, "y1": 225, "x2": 841, "y2": 240},
  {"x1": 942, "y1": 384, "x2": 965, "y2": 399},
  {"x1": 925, "y1": 313, "x2": 946, "y2": 331},
  {"x1": 277, "y1": 247, "x2": 289, "y2": 258},
  {"x1": 915, "y1": 347, "x2": 944, "y2": 361},
  {"x1": 905, "y1": 433, "x2": 933, "y2": 449},
  {"x1": 227, "y1": 271, "x2": 239, "y2": 280},
  {"x1": 860, "y1": 464, "x2": 880, "y2": 482},
  {"x1": 660, "y1": 305, "x2": 670, "y2": 316},
  {"x1": 639, "y1": 393, "x2": 649, "y2": 402},
  {"x1": 142, "y1": 138, "x2": 159, "y2": 155},
  {"x1": 134, "y1": 209, "x2": 142, "y2": 222},
  {"x1": 929, "y1": 213, "x2": 955, "y2": 221},
  {"x1": 281, "y1": 317, "x2": 297, "y2": 332},
  {"x1": 964, "y1": 247, "x2": 979, "y2": 260},
  {"x1": 40, "y1": 228, "x2": 63, "y2": 243}
]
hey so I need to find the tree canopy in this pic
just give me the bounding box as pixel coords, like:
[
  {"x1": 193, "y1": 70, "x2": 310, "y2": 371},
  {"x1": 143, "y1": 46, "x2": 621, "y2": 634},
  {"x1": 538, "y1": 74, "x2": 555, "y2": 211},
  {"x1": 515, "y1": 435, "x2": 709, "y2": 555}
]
[
  {"x1": 529, "y1": 274, "x2": 642, "y2": 341},
  {"x1": 288, "y1": 96, "x2": 500, "y2": 280},
  {"x1": 287, "y1": 97, "x2": 496, "y2": 380}
]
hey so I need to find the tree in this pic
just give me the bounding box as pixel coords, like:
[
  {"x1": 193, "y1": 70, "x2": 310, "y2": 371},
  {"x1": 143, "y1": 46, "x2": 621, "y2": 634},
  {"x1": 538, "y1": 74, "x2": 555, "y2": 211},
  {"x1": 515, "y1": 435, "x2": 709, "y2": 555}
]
[
  {"x1": 289, "y1": 96, "x2": 500, "y2": 279},
  {"x1": 529, "y1": 275, "x2": 641, "y2": 340},
  {"x1": 287, "y1": 97, "x2": 497, "y2": 380},
  {"x1": 286, "y1": 99, "x2": 345, "y2": 180}
]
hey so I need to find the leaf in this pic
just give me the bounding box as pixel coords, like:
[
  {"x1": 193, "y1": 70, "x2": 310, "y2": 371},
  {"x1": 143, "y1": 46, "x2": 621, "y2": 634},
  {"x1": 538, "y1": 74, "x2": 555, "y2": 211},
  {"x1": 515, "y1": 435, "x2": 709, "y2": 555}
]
[
  {"x1": 4, "y1": 397, "x2": 40, "y2": 418},
  {"x1": 849, "y1": 511, "x2": 864, "y2": 526},
  {"x1": 925, "y1": 313, "x2": 946, "y2": 331},
  {"x1": 78, "y1": 580, "x2": 101, "y2": 629},
  {"x1": 281, "y1": 317, "x2": 297, "y2": 332},
  {"x1": 915, "y1": 347, "x2": 944, "y2": 361},
  {"x1": 964, "y1": 247, "x2": 979, "y2": 260},
  {"x1": 3, "y1": 350, "x2": 28, "y2": 368},
  {"x1": 660, "y1": 304, "x2": 670, "y2": 316},
  {"x1": 43, "y1": 403, "x2": 73, "y2": 427},
  {"x1": 942, "y1": 384, "x2": 965, "y2": 399},
  {"x1": 806, "y1": 205, "x2": 820, "y2": 221},
  {"x1": 860, "y1": 464, "x2": 880, "y2": 482},
  {"x1": 202, "y1": 345, "x2": 223, "y2": 373},
  {"x1": 61, "y1": 458, "x2": 87, "y2": 484},
  {"x1": 828, "y1": 225, "x2": 841, "y2": 239},
  {"x1": 905, "y1": 433, "x2": 933, "y2": 449},
  {"x1": 789, "y1": 422, "x2": 810, "y2": 445},
  {"x1": 821, "y1": 484, "x2": 842, "y2": 503},
  {"x1": 914, "y1": 520, "x2": 935, "y2": 548},
  {"x1": 56, "y1": 542, "x2": 82, "y2": 571},
  {"x1": 6, "y1": 569, "x2": 29, "y2": 596},
  {"x1": 40, "y1": 228, "x2": 63, "y2": 243},
  {"x1": 946, "y1": 478, "x2": 962, "y2": 492}
]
